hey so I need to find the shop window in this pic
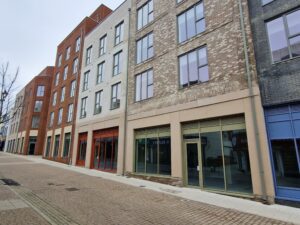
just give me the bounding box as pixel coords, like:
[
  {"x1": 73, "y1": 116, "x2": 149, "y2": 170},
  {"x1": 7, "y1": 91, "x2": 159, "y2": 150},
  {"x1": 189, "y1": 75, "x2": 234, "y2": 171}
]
[
  {"x1": 135, "y1": 126, "x2": 171, "y2": 175},
  {"x1": 63, "y1": 133, "x2": 71, "y2": 158}
]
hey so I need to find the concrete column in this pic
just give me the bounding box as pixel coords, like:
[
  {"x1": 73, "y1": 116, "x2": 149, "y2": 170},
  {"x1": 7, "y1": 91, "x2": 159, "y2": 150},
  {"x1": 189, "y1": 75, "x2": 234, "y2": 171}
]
[
  {"x1": 72, "y1": 130, "x2": 79, "y2": 166},
  {"x1": 85, "y1": 130, "x2": 93, "y2": 168},
  {"x1": 125, "y1": 123, "x2": 134, "y2": 173},
  {"x1": 170, "y1": 112, "x2": 183, "y2": 179},
  {"x1": 117, "y1": 117, "x2": 125, "y2": 175},
  {"x1": 244, "y1": 96, "x2": 275, "y2": 202}
]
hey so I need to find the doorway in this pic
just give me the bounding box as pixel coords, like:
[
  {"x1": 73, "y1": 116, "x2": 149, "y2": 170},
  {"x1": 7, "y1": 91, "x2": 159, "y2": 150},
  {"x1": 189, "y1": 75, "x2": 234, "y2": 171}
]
[{"x1": 28, "y1": 137, "x2": 37, "y2": 155}]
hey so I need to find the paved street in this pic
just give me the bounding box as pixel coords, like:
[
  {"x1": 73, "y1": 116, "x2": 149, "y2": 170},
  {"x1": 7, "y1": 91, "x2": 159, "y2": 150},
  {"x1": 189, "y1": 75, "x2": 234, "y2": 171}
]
[{"x1": 0, "y1": 152, "x2": 296, "y2": 225}]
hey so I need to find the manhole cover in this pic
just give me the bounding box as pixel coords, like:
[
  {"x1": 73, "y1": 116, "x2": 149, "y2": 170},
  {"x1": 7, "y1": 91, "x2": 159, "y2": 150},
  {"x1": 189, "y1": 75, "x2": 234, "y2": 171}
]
[
  {"x1": 65, "y1": 187, "x2": 79, "y2": 192},
  {"x1": 0, "y1": 179, "x2": 20, "y2": 186}
]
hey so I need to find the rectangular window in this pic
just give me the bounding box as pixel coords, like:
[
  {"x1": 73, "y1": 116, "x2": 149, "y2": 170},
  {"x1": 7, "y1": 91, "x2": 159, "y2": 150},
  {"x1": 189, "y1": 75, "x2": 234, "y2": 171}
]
[
  {"x1": 99, "y1": 35, "x2": 107, "y2": 56},
  {"x1": 179, "y1": 46, "x2": 209, "y2": 87},
  {"x1": 177, "y1": 1, "x2": 205, "y2": 43},
  {"x1": 49, "y1": 112, "x2": 54, "y2": 127},
  {"x1": 70, "y1": 80, "x2": 76, "y2": 97},
  {"x1": 135, "y1": 127, "x2": 171, "y2": 175},
  {"x1": 113, "y1": 51, "x2": 122, "y2": 76},
  {"x1": 53, "y1": 135, "x2": 60, "y2": 158},
  {"x1": 137, "y1": 0, "x2": 154, "y2": 30},
  {"x1": 111, "y1": 82, "x2": 121, "y2": 110},
  {"x1": 34, "y1": 100, "x2": 43, "y2": 112},
  {"x1": 97, "y1": 62, "x2": 105, "y2": 84},
  {"x1": 86, "y1": 46, "x2": 92, "y2": 65},
  {"x1": 94, "y1": 90, "x2": 103, "y2": 114},
  {"x1": 57, "y1": 54, "x2": 62, "y2": 67},
  {"x1": 83, "y1": 71, "x2": 89, "y2": 91},
  {"x1": 58, "y1": 108, "x2": 63, "y2": 125},
  {"x1": 135, "y1": 69, "x2": 153, "y2": 101},
  {"x1": 75, "y1": 37, "x2": 81, "y2": 52},
  {"x1": 65, "y1": 46, "x2": 71, "y2": 60},
  {"x1": 55, "y1": 73, "x2": 60, "y2": 86},
  {"x1": 36, "y1": 86, "x2": 45, "y2": 96},
  {"x1": 266, "y1": 9, "x2": 300, "y2": 63},
  {"x1": 61, "y1": 86, "x2": 65, "y2": 102},
  {"x1": 80, "y1": 97, "x2": 87, "y2": 118},
  {"x1": 45, "y1": 136, "x2": 51, "y2": 157},
  {"x1": 67, "y1": 104, "x2": 73, "y2": 122},
  {"x1": 31, "y1": 116, "x2": 40, "y2": 128},
  {"x1": 52, "y1": 92, "x2": 57, "y2": 106},
  {"x1": 63, "y1": 133, "x2": 71, "y2": 158},
  {"x1": 73, "y1": 58, "x2": 78, "y2": 74},
  {"x1": 115, "y1": 21, "x2": 124, "y2": 45},
  {"x1": 63, "y1": 66, "x2": 68, "y2": 80},
  {"x1": 137, "y1": 32, "x2": 153, "y2": 64}
]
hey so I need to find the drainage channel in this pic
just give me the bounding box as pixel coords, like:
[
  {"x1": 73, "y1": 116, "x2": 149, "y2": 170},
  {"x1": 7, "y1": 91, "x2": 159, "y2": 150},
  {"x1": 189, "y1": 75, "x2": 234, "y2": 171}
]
[{"x1": 1, "y1": 178, "x2": 80, "y2": 225}]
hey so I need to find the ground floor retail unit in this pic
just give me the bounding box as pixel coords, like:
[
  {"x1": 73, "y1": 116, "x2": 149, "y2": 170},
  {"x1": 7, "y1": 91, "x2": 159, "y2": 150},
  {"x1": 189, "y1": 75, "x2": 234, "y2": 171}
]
[{"x1": 265, "y1": 104, "x2": 300, "y2": 202}]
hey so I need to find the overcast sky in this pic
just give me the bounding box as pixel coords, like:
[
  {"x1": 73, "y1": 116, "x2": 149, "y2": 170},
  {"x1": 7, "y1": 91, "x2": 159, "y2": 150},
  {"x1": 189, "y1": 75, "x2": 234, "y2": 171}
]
[{"x1": 0, "y1": 0, "x2": 124, "y2": 93}]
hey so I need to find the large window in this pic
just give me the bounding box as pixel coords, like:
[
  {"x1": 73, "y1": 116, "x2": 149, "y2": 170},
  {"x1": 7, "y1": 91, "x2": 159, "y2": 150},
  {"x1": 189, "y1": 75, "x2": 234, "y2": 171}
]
[
  {"x1": 137, "y1": 0, "x2": 153, "y2": 30},
  {"x1": 63, "y1": 133, "x2": 71, "y2": 158},
  {"x1": 67, "y1": 104, "x2": 73, "y2": 123},
  {"x1": 70, "y1": 80, "x2": 76, "y2": 97},
  {"x1": 97, "y1": 62, "x2": 105, "y2": 84},
  {"x1": 86, "y1": 46, "x2": 92, "y2": 65},
  {"x1": 31, "y1": 116, "x2": 40, "y2": 128},
  {"x1": 80, "y1": 97, "x2": 87, "y2": 118},
  {"x1": 53, "y1": 135, "x2": 60, "y2": 158},
  {"x1": 266, "y1": 9, "x2": 300, "y2": 63},
  {"x1": 99, "y1": 35, "x2": 107, "y2": 56},
  {"x1": 58, "y1": 108, "x2": 63, "y2": 125},
  {"x1": 34, "y1": 101, "x2": 43, "y2": 112},
  {"x1": 135, "y1": 127, "x2": 171, "y2": 175},
  {"x1": 55, "y1": 73, "x2": 60, "y2": 86},
  {"x1": 75, "y1": 37, "x2": 81, "y2": 52},
  {"x1": 115, "y1": 21, "x2": 124, "y2": 45},
  {"x1": 94, "y1": 90, "x2": 103, "y2": 114},
  {"x1": 179, "y1": 46, "x2": 209, "y2": 87},
  {"x1": 137, "y1": 32, "x2": 153, "y2": 64},
  {"x1": 57, "y1": 54, "x2": 62, "y2": 67},
  {"x1": 36, "y1": 86, "x2": 45, "y2": 96},
  {"x1": 49, "y1": 112, "x2": 54, "y2": 127},
  {"x1": 52, "y1": 92, "x2": 57, "y2": 106},
  {"x1": 61, "y1": 86, "x2": 65, "y2": 102},
  {"x1": 45, "y1": 136, "x2": 51, "y2": 157},
  {"x1": 113, "y1": 51, "x2": 122, "y2": 76},
  {"x1": 65, "y1": 46, "x2": 71, "y2": 60},
  {"x1": 135, "y1": 69, "x2": 153, "y2": 101},
  {"x1": 63, "y1": 66, "x2": 68, "y2": 80},
  {"x1": 83, "y1": 71, "x2": 89, "y2": 91},
  {"x1": 111, "y1": 83, "x2": 121, "y2": 110},
  {"x1": 73, "y1": 58, "x2": 78, "y2": 74},
  {"x1": 177, "y1": 1, "x2": 205, "y2": 43}
]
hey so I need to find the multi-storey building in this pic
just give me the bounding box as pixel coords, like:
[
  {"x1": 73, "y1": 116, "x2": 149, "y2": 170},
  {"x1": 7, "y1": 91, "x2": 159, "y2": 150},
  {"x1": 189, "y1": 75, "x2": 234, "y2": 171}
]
[
  {"x1": 4, "y1": 88, "x2": 24, "y2": 153},
  {"x1": 44, "y1": 5, "x2": 112, "y2": 164},
  {"x1": 72, "y1": 0, "x2": 131, "y2": 173},
  {"x1": 123, "y1": 0, "x2": 275, "y2": 202},
  {"x1": 17, "y1": 67, "x2": 54, "y2": 155},
  {"x1": 248, "y1": 0, "x2": 300, "y2": 202}
]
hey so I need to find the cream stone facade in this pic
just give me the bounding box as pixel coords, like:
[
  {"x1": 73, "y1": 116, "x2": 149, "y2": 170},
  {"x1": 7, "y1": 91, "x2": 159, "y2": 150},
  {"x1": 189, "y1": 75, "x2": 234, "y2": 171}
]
[
  {"x1": 72, "y1": 0, "x2": 131, "y2": 174},
  {"x1": 124, "y1": 0, "x2": 275, "y2": 202},
  {"x1": 4, "y1": 88, "x2": 25, "y2": 153}
]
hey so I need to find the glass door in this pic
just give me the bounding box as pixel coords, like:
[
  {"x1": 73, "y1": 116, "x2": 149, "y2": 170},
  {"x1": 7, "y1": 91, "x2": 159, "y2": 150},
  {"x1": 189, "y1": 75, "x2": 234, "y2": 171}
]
[
  {"x1": 186, "y1": 142, "x2": 200, "y2": 186},
  {"x1": 94, "y1": 139, "x2": 101, "y2": 169}
]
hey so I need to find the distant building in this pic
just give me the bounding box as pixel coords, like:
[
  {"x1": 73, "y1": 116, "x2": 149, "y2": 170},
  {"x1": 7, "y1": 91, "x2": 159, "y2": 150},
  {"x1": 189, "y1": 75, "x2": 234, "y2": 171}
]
[
  {"x1": 4, "y1": 88, "x2": 25, "y2": 153},
  {"x1": 17, "y1": 67, "x2": 54, "y2": 155},
  {"x1": 248, "y1": 0, "x2": 300, "y2": 202}
]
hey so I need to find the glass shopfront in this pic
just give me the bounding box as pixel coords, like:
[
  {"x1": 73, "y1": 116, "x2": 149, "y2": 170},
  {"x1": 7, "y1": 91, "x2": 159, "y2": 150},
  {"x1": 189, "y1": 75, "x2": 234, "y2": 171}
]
[
  {"x1": 265, "y1": 105, "x2": 300, "y2": 201},
  {"x1": 92, "y1": 128, "x2": 118, "y2": 172},
  {"x1": 183, "y1": 116, "x2": 253, "y2": 195},
  {"x1": 76, "y1": 132, "x2": 87, "y2": 166},
  {"x1": 135, "y1": 126, "x2": 171, "y2": 176}
]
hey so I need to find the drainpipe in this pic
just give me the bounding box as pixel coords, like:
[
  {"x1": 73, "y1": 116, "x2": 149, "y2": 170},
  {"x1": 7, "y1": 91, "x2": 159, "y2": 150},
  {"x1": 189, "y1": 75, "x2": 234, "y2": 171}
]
[
  {"x1": 238, "y1": 0, "x2": 267, "y2": 201},
  {"x1": 122, "y1": 6, "x2": 131, "y2": 176}
]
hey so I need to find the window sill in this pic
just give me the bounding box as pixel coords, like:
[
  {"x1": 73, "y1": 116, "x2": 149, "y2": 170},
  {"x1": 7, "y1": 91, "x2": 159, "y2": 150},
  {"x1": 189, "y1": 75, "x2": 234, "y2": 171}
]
[
  {"x1": 136, "y1": 20, "x2": 155, "y2": 34},
  {"x1": 178, "y1": 30, "x2": 206, "y2": 47},
  {"x1": 178, "y1": 80, "x2": 209, "y2": 90},
  {"x1": 271, "y1": 55, "x2": 300, "y2": 66},
  {"x1": 134, "y1": 96, "x2": 153, "y2": 104},
  {"x1": 136, "y1": 57, "x2": 155, "y2": 67},
  {"x1": 132, "y1": 172, "x2": 172, "y2": 178},
  {"x1": 175, "y1": 0, "x2": 187, "y2": 8}
]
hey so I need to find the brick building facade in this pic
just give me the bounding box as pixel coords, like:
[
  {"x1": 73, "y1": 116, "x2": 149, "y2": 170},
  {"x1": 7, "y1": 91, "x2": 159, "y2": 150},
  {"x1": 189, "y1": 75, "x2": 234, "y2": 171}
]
[
  {"x1": 44, "y1": 5, "x2": 112, "y2": 164},
  {"x1": 248, "y1": 0, "x2": 300, "y2": 202}
]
